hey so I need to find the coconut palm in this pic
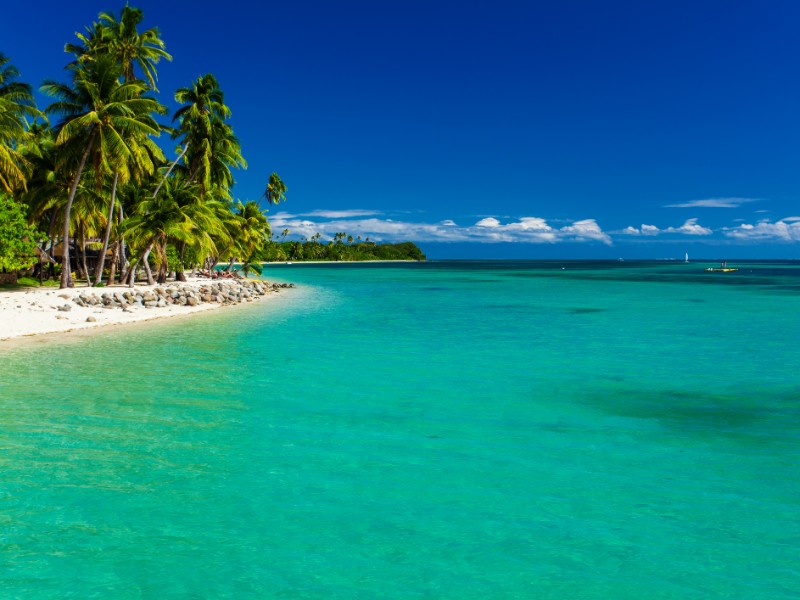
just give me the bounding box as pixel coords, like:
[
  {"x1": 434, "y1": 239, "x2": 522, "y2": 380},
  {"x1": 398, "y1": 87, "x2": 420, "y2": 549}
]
[
  {"x1": 123, "y1": 173, "x2": 228, "y2": 284},
  {"x1": 62, "y1": 6, "x2": 170, "y2": 285},
  {"x1": 0, "y1": 53, "x2": 42, "y2": 192},
  {"x1": 263, "y1": 172, "x2": 286, "y2": 205},
  {"x1": 43, "y1": 56, "x2": 166, "y2": 287},
  {"x1": 66, "y1": 5, "x2": 171, "y2": 90},
  {"x1": 154, "y1": 74, "x2": 231, "y2": 199},
  {"x1": 223, "y1": 199, "x2": 270, "y2": 271}
]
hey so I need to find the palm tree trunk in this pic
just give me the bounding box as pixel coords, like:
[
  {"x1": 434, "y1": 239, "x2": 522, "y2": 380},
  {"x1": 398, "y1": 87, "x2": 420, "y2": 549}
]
[
  {"x1": 60, "y1": 128, "x2": 96, "y2": 288},
  {"x1": 79, "y1": 227, "x2": 92, "y2": 287},
  {"x1": 141, "y1": 242, "x2": 155, "y2": 285},
  {"x1": 176, "y1": 241, "x2": 187, "y2": 282},
  {"x1": 94, "y1": 171, "x2": 119, "y2": 285},
  {"x1": 108, "y1": 242, "x2": 119, "y2": 285},
  {"x1": 116, "y1": 203, "x2": 128, "y2": 282}
]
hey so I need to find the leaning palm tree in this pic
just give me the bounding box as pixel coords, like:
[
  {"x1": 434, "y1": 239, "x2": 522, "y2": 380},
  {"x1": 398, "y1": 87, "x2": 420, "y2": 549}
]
[
  {"x1": 224, "y1": 199, "x2": 270, "y2": 271},
  {"x1": 123, "y1": 173, "x2": 226, "y2": 284},
  {"x1": 0, "y1": 53, "x2": 42, "y2": 192},
  {"x1": 42, "y1": 56, "x2": 166, "y2": 287}
]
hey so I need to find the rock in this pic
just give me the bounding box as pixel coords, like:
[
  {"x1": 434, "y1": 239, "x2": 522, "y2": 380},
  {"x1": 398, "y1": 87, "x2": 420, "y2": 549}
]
[
  {"x1": 86, "y1": 316, "x2": 97, "y2": 322},
  {"x1": 55, "y1": 315, "x2": 68, "y2": 320},
  {"x1": 57, "y1": 304, "x2": 72, "y2": 312},
  {"x1": 186, "y1": 296, "x2": 198, "y2": 306},
  {"x1": 142, "y1": 291, "x2": 156, "y2": 302},
  {"x1": 58, "y1": 293, "x2": 70, "y2": 299},
  {"x1": 144, "y1": 300, "x2": 157, "y2": 308}
]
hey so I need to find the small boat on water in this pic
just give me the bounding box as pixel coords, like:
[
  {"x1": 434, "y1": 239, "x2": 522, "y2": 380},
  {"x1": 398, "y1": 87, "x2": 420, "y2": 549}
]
[{"x1": 705, "y1": 260, "x2": 737, "y2": 273}]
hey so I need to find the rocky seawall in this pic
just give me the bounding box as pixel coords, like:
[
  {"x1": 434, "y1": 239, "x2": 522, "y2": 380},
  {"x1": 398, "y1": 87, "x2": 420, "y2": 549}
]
[{"x1": 69, "y1": 279, "x2": 295, "y2": 311}]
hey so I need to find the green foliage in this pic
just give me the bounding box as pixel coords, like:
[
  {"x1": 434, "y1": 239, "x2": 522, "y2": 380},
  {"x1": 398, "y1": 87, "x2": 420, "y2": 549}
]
[
  {"x1": 0, "y1": 193, "x2": 40, "y2": 271},
  {"x1": 259, "y1": 234, "x2": 425, "y2": 262}
]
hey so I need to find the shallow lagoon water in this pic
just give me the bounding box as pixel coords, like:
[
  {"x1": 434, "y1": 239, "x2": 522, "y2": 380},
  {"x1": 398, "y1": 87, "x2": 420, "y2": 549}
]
[{"x1": 1, "y1": 261, "x2": 798, "y2": 598}]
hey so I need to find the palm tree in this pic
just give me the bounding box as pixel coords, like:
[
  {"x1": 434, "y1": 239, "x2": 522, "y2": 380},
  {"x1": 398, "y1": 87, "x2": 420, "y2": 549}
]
[
  {"x1": 66, "y1": 5, "x2": 171, "y2": 90},
  {"x1": 154, "y1": 74, "x2": 230, "y2": 199},
  {"x1": 123, "y1": 173, "x2": 228, "y2": 284},
  {"x1": 263, "y1": 172, "x2": 287, "y2": 205},
  {"x1": 0, "y1": 53, "x2": 41, "y2": 192},
  {"x1": 43, "y1": 56, "x2": 166, "y2": 287},
  {"x1": 64, "y1": 5, "x2": 170, "y2": 285}
]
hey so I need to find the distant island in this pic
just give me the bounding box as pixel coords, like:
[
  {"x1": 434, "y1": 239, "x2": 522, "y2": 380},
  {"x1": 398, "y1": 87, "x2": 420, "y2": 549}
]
[{"x1": 259, "y1": 233, "x2": 425, "y2": 263}]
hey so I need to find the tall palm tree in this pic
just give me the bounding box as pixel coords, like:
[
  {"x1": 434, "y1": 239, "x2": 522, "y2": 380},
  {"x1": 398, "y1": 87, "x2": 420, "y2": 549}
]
[
  {"x1": 43, "y1": 56, "x2": 166, "y2": 287},
  {"x1": 263, "y1": 172, "x2": 286, "y2": 205},
  {"x1": 66, "y1": 5, "x2": 171, "y2": 91},
  {"x1": 64, "y1": 5, "x2": 170, "y2": 285},
  {"x1": 0, "y1": 53, "x2": 41, "y2": 192},
  {"x1": 154, "y1": 74, "x2": 231, "y2": 199},
  {"x1": 198, "y1": 118, "x2": 246, "y2": 194}
]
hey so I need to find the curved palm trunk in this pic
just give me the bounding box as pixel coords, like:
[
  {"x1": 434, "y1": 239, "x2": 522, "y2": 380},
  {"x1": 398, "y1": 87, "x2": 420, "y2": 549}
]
[
  {"x1": 141, "y1": 242, "x2": 156, "y2": 285},
  {"x1": 60, "y1": 128, "x2": 96, "y2": 288},
  {"x1": 94, "y1": 171, "x2": 119, "y2": 285}
]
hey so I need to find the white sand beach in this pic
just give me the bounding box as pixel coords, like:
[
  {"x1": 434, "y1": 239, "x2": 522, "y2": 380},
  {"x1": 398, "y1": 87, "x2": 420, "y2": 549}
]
[{"x1": 0, "y1": 278, "x2": 283, "y2": 342}]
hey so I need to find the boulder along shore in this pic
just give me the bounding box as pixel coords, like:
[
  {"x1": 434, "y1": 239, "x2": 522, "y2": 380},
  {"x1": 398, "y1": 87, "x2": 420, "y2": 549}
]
[{"x1": 0, "y1": 278, "x2": 295, "y2": 341}]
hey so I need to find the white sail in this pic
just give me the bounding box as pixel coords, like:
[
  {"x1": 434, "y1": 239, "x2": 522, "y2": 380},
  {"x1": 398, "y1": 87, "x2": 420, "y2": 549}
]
[{"x1": 685, "y1": 252, "x2": 689, "y2": 263}]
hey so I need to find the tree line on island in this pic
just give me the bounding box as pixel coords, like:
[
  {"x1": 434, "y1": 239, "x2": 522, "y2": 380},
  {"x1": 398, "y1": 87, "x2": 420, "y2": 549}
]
[{"x1": 0, "y1": 6, "x2": 424, "y2": 288}]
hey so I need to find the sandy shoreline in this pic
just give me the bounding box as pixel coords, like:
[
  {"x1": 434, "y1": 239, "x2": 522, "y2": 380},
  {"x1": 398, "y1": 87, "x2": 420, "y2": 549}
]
[{"x1": 0, "y1": 278, "x2": 285, "y2": 343}]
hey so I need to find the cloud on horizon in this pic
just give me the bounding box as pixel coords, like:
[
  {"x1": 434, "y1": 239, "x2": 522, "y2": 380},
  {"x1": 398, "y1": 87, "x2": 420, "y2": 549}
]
[
  {"x1": 270, "y1": 211, "x2": 800, "y2": 246},
  {"x1": 723, "y1": 218, "x2": 800, "y2": 242},
  {"x1": 664, "y1": 197, "x2": 760, "y2": 209},
  {"x1": 269, "y1": 213, "x2": 613, "y2": 245},
  {"x1": 616, "y1": 219, "x2": 712, "y2": 236}
]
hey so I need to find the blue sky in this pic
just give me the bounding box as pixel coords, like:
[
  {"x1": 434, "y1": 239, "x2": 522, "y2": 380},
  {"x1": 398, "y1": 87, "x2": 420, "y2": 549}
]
[{"x1": 3, "y1": 0, "x2": 800, "y2": 258}]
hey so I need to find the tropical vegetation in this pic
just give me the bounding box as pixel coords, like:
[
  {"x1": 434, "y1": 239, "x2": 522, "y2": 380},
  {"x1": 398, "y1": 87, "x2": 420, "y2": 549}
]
[{"x1": 1, "y1": 6, "x2": 423, "y2": 289}]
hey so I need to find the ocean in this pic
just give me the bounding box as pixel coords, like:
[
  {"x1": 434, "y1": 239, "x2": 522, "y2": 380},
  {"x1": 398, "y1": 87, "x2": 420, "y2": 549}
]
[{"x1": 1, "y1": 260, "x2": 798, "y2": 598}]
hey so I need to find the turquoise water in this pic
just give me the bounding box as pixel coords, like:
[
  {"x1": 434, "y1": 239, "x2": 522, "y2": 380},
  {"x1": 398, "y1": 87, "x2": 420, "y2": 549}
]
[{"x1": 1, "y1": 260, "x2": 799, "y2": 598}]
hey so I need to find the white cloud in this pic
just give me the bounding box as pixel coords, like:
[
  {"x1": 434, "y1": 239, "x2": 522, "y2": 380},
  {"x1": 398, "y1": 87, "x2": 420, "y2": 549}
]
[
  {"x1": 723, "y1": 218, "x2": 800, "y2": 242},
  {"x1": 664, "y1": 197, "x2": 759, "y2": 209},
  {"x1": 618, "y1": 224, "x2": 660, "y2": 236},
  {"x1": 665, "y1": 218, "x2": 713, "y2": 236},
  {"x1": 270, "y1": 212, "x2": 612, "y2": 245},
  {"x1": 559, "y1": 219, "x2": 612, "y2": 245},
  {"x1": 641, "y1": 224, "x2": 659, "y2": 235},
  {"x1": 619, "y1": 226, "x2": 641, "y2": 235}
]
